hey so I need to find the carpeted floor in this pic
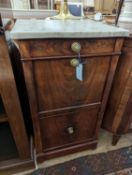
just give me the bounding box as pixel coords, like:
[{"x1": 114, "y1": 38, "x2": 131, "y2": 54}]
[{"x1": 32, "y1": 146, "x2": 132, "y2": 175}]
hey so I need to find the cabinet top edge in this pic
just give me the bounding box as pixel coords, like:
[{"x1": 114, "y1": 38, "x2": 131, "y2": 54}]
[{"x1": 10, "y1": 19, "x2": 129, "y2": 40}]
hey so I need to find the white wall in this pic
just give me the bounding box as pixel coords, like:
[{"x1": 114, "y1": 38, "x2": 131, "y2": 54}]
[
  {"x1": 10, "y1": 0, "x2": 30, "y2": 9},
  {"x1": 119, "y1": 0, "x2": 132, "y2": 20},
  {"x1": 118, "y1": 0, "x2": 132, "y2": 33},
  {"x1": 11, "y1": 0, "x2": 95, "y2": 10},
  {"x1": 83, "y1": 0, "x2": 94, "y2": 6},
  {"x1": 56, "y1": 0, "x2": 94, "y2": 6}
]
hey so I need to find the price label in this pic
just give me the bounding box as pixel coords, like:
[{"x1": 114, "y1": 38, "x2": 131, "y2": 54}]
[{"x1": 76, "y1": 63, "x2": 83, "y2": 81}]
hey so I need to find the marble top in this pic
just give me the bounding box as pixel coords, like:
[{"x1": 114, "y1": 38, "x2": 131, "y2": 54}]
[{"x1": 10, "y1": 19, "x2": 129, "y2": 39}]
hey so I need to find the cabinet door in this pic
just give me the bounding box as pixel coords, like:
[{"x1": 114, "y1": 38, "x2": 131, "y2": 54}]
[{"x1": 31, "y1": 56, "x2": 110, "y2": 114}]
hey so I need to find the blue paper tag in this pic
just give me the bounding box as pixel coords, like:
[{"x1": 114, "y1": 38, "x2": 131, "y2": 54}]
[{"x1": 76, "y1": 63, "x2": 83, "y2": 81}]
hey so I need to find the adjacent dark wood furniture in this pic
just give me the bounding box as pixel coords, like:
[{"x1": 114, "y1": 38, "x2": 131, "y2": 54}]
[
  {"x1": 102, "y1": 36, "x2": 132, "y2": 145},
  {"x1": 15, "y1": 37, "x2": 124, "y2": 159},
  {"x1": 0, "y1": 16, "x2": 31, "y2": 171}
]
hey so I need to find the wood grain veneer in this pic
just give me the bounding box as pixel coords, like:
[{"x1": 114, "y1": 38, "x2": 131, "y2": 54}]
[
  {"x1": 102, "y1": 36, "x2": 132, "y2": 145},
  {"x1": 16, "y1": 37, "x2": 124, "y2": 159},
  {"x1": 18, "y1": 39, "x2": 116, "y2": 58},
  {"x1": 0, "y1": 35, "x2": 30, "y2": 159}
]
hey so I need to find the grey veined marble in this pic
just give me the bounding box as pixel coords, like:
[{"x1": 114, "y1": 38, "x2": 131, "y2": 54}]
[{"x1": 10, "y1": 19, "x2": 129, "y2": 39}]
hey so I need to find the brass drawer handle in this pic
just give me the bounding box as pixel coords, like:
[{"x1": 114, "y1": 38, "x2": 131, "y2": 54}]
[
  {"x1": 71, "y1": 42, "x2": 81, "y2": 53},
  {"x1": 67, "y1": 127, "x2": 74, "y2": 135},
  {"x1": 70, "y1": 58, "x2": 79, "y2": 67}
]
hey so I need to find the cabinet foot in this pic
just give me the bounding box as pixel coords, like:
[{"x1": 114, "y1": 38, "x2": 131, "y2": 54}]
[{"x1": 112, "y1": 134, "x2": 121, "y2": 146}]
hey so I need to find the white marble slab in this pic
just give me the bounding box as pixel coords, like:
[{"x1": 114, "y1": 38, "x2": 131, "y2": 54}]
[{"x1": 10, "y1": 19, "x2": 129, "y2": 39}]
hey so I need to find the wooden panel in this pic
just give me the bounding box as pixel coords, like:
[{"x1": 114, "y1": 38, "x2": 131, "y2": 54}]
[
  {"x1": 124, "y1": 39, "x2": 132, "y2": 47},
  {"x1": 118, "y1": 92, "x2": 132, "y2": 133},
  {"x1": 0, "y1": 158, "x2": 34, "y2": 174},
  {"x1": 0, "y1": 36, "x2": 30, "y2": 159},
  {"x1": 102, "y1": 37, "x2": 132, "y2": 133},
  {"x1": 22, "y1": 62, "x2": 42, "y2": 152},
  {"x1": 0, "y1": 113, "x2": 8, "y2": 123},
  {"x1": 112, "y1": 69, "x2": 132, "y2": 132},
  {"x1": 20, "y1": 38, "x2": 124, "y2": 154},
  {"x1": 33, "y1": 56, "x2": 110, "y2": 113},
  {"x1": 18, "y1": 39, "x2": 116, "y2": 58},
  {"x1": 102, "y1": 37, "x2": 132, "y2": 145},
  {"x1": 95, "y1": 0, "x2": 117, "y2": 14},
  {"x1": 0, "y1": 0, "x2": 11, "y2": 8},
  {"x1": 40, "y1": 105, "x2": 100, "y2": 151}
]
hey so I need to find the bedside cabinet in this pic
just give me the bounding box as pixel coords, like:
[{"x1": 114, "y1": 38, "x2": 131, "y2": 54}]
[{"x1": 14, "y1": 37, "x2": 124, "y2": 160}]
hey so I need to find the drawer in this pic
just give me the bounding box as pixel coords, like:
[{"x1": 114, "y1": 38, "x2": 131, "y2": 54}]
[
  {"x1": 29, "y1": 56, "x2": 110, "y2": 113},
  {"x1": 19, "y1": 38, "x2": 116, "y2": 58},
  {"x1": 39, "y1": 105, "x2": 99, "y2": 151}
]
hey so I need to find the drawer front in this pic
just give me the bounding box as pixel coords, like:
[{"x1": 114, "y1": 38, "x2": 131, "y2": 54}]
[
  {"x1": 39, "y1": 106, "x2": 99, "y2": 151},
  {"x1": 31, "y1": 56, "x2": 110, "y2": 113},
  {"x1": 19, "y1": 39, "x2": 116, "y2": 58}
]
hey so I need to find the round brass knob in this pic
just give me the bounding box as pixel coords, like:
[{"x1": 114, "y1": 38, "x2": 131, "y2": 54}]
[
  {"x1": 70, "y1": 58, "x2": 79, "y2": 67},
  {"x1": 67, "y1": 127, "x2": 74, "y2": 135},
  {"x1": 71, "y1": 42, "x2": 81, "y2": 53}
]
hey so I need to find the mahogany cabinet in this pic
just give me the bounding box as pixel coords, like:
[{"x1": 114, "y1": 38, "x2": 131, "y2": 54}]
[
  {"x1": 16, "y1": 38, "x2": 124, "y2": 159},
  {"x1": 102, "y1": 36, "x2": 132, "y2": 145}
]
